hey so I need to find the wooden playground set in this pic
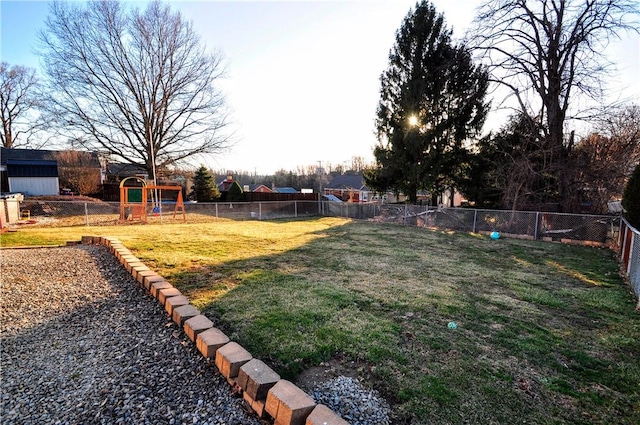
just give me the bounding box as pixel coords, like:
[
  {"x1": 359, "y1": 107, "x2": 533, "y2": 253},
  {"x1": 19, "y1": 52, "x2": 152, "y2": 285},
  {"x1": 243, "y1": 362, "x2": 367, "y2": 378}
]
[{"x1": 119, "y1": 177, "x2": 186, "y2": 223}]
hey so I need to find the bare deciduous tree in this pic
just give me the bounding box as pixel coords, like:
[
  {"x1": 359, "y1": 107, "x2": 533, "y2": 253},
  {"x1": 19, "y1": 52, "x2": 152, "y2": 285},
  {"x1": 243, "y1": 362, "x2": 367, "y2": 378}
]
[
  {"x1": 0, "y1": 62, "x2": 47, "y2": 148},
  {"x1": 38, "y1": 0, "x2": 230, "y2": 183},
  {"x1": 572, "y1": 104, "x2": 640, "y2": 212},
  {"x1": 349, "y1": 156, "x2": 367, "y2": 173},
  {"x1": 470, "y1": 0, "x2": 639, "y2": 210},
  {"x1": 598, "y1": 103, "x2": 640, "y2": 170},
  {"x1": 50, "y1": 150, "x2": 102, "y2": 196}
]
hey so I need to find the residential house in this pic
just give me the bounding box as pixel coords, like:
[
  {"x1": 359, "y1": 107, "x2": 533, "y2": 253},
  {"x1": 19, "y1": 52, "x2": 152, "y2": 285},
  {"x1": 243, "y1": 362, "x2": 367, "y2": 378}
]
[
  {"x1": 218, "y1": 174, "x2": 236, "y2": 193},
  {"x1": 244, "y1": 183, "x2": 272, "y2": 193},
  {"x1": 323, "y1": 173, "x2": 371, "y2": 203}
]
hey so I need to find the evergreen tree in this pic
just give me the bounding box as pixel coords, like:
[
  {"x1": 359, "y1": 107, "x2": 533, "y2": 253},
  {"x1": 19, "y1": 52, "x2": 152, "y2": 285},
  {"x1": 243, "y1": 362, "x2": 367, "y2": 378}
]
[
  {"x1": 227, "y1": 181, "x2": 244, "y2": 202},
  {"x1": 622, "y1": 163, "x2": 640, "y2": 229},
  {"x1": 366, "y1": 1, "x2": 489, "y2": 204},
  {"x1": 190, "y1": 165, "x2": 220, "y2": 202}
]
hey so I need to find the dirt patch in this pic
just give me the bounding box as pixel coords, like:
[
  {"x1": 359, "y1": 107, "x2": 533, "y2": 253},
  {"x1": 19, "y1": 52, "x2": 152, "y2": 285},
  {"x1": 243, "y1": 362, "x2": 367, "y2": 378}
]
[
  {"x1": 26, "y1": 195, "x2": 105, "y2": 202},
  {"x1": 294, "y1": 356, "x2": 377, "y2": 393}
]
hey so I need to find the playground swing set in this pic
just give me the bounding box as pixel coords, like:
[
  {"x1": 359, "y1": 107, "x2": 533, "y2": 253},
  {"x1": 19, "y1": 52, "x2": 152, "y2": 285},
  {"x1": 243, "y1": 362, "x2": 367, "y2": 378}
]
[{"x1": 119, "y1": 177, "x2": 186, "y2": 223}]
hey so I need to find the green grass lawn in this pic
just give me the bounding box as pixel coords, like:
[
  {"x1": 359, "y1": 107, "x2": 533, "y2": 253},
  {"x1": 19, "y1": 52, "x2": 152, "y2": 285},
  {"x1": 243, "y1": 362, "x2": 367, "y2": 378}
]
[{"x1": 2, "y1": 217, "x2": 639, "y2": 424}]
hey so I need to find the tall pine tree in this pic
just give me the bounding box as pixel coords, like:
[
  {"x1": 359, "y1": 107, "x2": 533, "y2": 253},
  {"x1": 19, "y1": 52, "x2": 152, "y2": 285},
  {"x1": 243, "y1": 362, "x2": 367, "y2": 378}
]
[
  {"x1": 365, "y1": 1, "x2": 489, "y2": 204},
  {"x1": 190, "y1": 165, "x2": 220, "y2": 202}
]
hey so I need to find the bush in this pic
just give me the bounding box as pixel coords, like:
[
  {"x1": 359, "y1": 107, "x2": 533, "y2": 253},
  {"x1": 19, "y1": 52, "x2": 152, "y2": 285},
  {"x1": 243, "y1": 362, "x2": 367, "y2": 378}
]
[
  {"x1": 227, "y1": 181, "x2": 244, "y2": 202},
  {"x1": 622, "y1": 163, "x2": 640, "y2": 228}
]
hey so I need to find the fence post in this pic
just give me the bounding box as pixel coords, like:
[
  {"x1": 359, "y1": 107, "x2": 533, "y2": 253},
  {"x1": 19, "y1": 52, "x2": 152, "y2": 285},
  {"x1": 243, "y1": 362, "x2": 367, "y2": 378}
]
[
  {"x1": 404, "y1": 204, "x2": 407, "y2": 225},
  {"x1": 622, "y1": 222, "x2": 628, "y2": 259},
  {"x1": 622, "y1": 222, "x2": 631, "y2": 272},
  {"x1": 534, "y1": 211, "x2": 540, "y2": 240},
  {"x1": 85, "y1": 203, "x2": 89, "y2": 226},
  {"x1": 215, "y1": 203, "x2": 218, "y2": 219},
  {"x1": 473, "y1": 209, "x2": 478, "y2": 233},
  {"x1": 628, "y1": 231, "x2": 635, "y2": 275},
  {"x1": 618, "y1": 213, "x2": 624, "y2": 249},
  {"x1": 295, "y1": 201, "x2": 298, "y2": 218}
]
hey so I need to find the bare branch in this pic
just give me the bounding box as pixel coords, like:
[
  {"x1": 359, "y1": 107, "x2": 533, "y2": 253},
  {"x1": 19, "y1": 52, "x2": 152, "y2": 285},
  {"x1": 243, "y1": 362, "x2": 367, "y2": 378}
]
[
  {"x1": 0, "y1": 62, "x2": 50, "y2": 148},
  {"x1": 468, "y1": 0, "x2": 640, "y2": 210},
  {"x1": 38, "y1": 0, "x2": 231, "y2": 177}
]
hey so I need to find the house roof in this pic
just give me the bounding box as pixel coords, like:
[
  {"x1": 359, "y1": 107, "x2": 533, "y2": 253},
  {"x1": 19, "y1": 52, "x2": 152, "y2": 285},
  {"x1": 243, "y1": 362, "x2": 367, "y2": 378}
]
[
  {"x1": 1, "y1": 148, "x2": 66, "y2": 178},
  {"x1": 107, "y1": 163, "x2": 148, "y2": 177},
  {"x1": 246, "y1": 184, "x2": 272, "y2": 192},
  {"x1": 325, "y1": 173, "x2": 369, "y2": 191},
  {"x1": 1, "y1": 147, "x2": 100, "y2": 167},
  {"x1": 1, "y1": 147, "x2": 51, "y2": 164},
  {"x1": 274, "y1": 187, "x2": 298, "y2": 194},
  {"x1": 217, "y1": 177, "x2": 233, "y2": 192}
]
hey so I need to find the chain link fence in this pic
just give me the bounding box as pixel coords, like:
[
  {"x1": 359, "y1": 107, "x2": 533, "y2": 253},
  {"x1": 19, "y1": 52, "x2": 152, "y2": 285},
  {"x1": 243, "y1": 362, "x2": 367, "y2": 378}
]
[
  {"x1": 1, "y1": 199, "x2": 619, "y2": 245},
  {"x1": 186, "y1": 200, "x2": 321, "y2": 221},
  {"x1": 1, "y1": 199, "x2": 324, "y2": 227},
  {"x1": 364, "y1": 205, "x2": 616, "y2": 244}
]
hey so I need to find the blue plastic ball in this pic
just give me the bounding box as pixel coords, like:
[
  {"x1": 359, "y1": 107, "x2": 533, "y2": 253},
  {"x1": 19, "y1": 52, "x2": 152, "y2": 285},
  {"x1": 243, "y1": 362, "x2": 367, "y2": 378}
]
[{"x1": 490, "y1": 231, "x2": 500, "y2": 239}]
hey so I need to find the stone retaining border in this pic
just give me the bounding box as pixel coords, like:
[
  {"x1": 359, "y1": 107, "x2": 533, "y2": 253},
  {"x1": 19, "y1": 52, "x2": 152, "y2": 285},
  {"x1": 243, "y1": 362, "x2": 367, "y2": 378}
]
[{"x1": 83, "y1": 235, "x2": 348, "y2": 425}]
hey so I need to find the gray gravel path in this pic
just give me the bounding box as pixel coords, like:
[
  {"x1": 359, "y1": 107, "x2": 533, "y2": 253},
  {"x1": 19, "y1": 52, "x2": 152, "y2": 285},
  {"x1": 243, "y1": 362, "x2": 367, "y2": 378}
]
[{"x1": 0, "y1": 245, "x2": 262, "y2": 425}]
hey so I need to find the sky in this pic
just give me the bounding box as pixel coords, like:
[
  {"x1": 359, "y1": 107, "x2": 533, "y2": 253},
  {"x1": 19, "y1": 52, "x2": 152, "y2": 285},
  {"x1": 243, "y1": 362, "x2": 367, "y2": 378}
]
[{"x1": 1, "y1": 0, "x2": 639, "y2": 175}]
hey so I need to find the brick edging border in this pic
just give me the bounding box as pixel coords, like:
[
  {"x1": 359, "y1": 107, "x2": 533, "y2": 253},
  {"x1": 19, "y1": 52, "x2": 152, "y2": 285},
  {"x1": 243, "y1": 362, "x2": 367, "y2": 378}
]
[{"x1": 82, "y1": 235, "x2": 349, "y2": 425}]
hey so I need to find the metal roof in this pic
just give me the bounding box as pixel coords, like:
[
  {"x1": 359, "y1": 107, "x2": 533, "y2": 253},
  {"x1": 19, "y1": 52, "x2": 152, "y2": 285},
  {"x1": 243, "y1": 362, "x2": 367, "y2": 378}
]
[{"x1": 274, "y1": 187, "x2": 299, "y2": 193}]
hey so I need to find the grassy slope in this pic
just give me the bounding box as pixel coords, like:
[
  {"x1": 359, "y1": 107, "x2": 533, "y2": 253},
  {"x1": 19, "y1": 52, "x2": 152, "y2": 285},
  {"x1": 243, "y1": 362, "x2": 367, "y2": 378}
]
[{"x1": 2, "y1": 218, "x2": 638, "y2": 424}]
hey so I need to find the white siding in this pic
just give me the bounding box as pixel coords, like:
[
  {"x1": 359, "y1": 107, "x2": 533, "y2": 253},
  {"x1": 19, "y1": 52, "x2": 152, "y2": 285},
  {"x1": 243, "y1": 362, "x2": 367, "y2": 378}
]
[{"x1": 9, "y1": 177, "x2": 59, "y2": 196}]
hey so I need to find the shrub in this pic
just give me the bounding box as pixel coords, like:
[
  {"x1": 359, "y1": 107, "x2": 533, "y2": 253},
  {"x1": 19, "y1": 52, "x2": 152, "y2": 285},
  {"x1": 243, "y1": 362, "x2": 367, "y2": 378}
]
[
  {"x1": 622, "y1": 163, "x2": 640, "y2": 228},
  {"x1": 227, "y1": 181, "x2": 244, "y2": 202}
]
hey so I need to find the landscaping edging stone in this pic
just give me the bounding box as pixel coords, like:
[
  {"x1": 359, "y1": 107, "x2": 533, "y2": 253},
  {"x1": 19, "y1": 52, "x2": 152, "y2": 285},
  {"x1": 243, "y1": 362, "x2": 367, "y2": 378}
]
[{"x1": 82, "y1": 235, "x2": 348, "y2": 425}]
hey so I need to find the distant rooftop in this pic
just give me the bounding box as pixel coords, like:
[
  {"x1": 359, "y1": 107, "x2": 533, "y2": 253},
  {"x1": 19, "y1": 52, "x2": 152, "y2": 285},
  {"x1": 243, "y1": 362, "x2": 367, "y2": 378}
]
[
  {"x1": 0, "y1": 147, "x2": 100, "y2": 167},
  {"x1": 325, "y1": 173, "x2": 368, "y2": 191},
  {"x1": 274, "y1": 187, "x2": 298, "y2": 194}
]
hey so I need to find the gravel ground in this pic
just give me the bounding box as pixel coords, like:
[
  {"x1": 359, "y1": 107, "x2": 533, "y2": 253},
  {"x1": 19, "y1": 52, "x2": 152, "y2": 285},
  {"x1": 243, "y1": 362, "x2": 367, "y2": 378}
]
[
  {"x1": 309, "y1": 376, "x2": 390, "y2": 425},
  {"x1": 0, "y1": 245, "x2": 262, "y2": 425}
]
